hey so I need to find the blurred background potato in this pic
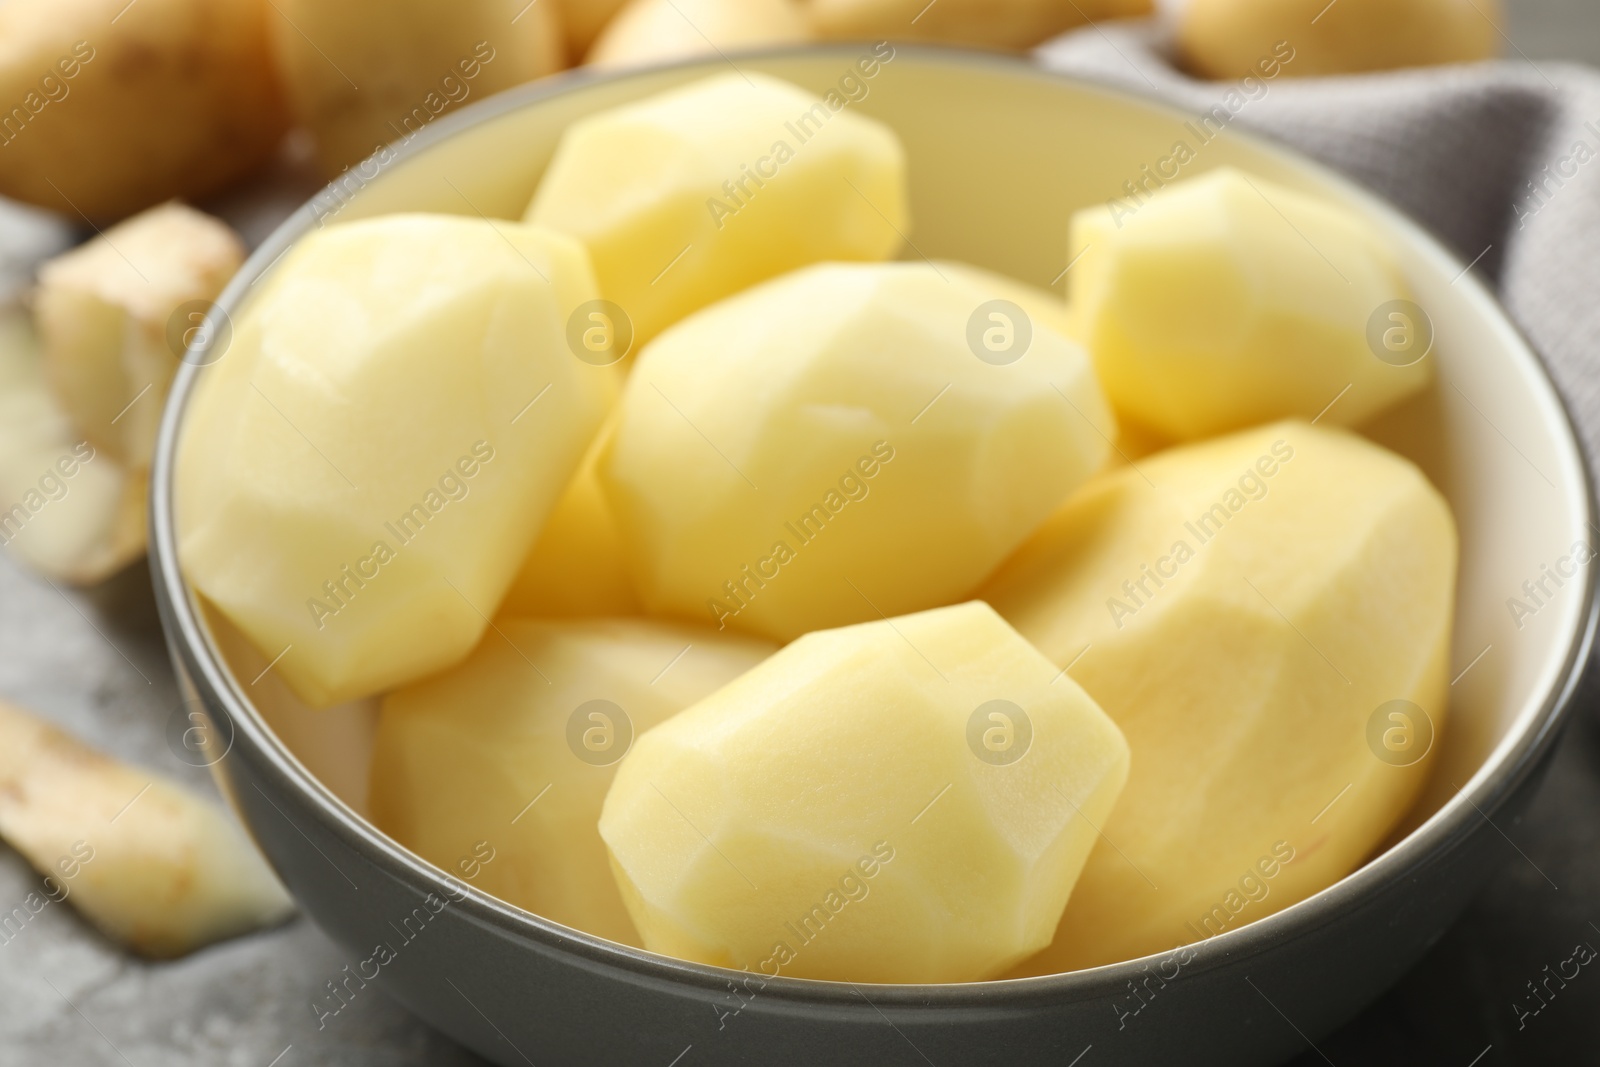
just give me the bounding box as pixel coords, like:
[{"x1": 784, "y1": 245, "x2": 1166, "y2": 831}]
[
  {"x1": 588, "y1": 0, "x2": 813, "y2": 69},
  {"x1": 806, "y1": 0, "x2": 1154, "y2": 49},
  {"x1": 267, "y1": 0, "x2": 566, "y2": 177},
  {"x1": 0, "y1": 0, "x2": 287, "y2": 221},
  {"x1": 1178, "y1": 0, "x2": 1504, "y2": 78}
]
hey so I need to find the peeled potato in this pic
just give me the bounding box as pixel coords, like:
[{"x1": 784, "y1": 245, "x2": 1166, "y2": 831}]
[
  {"x1": 983, "y1": 421, "x2": 1455, "y2": 972},
  {"x1": 373, "y1": 618, "x2": 774, "y2": 945},
  {"x1": 553, "y1": 0, "x2": 633, "y2": 58},
  {"x1": 36, "y1": 203, "x2": 245, "y2": 472},
  {"x1": 526, "y1": 71, "x2": 907, "y2": 345},
  {"x1": 588, "y1": 0, "x2": 812, "y2": 69},
  {"x1": 1070, "y1": 168, "x2": 1430, "y2": 441},
  {"x1": 601, "y1": 601, "x2": 1129, "y2": 982},
  {"x1": 176, "y1": 215, "x2": 618, "y2": 708},
  {"x1": 0, "y1": 310, "x2": 145, "y2": 585},
  {"x1": 0, "y1": 699, "x2": 293, "y2": 959},
  {"x1": 502, "y1": 438, "x2": 640, "y2": 618},
  {"x1": 0, "y1": 0, "x2": 288, "y2": 221},
  {"x1": 807, "y1": 0, "x2": 1153, "y2": 49},
  {"x1": 939, "y1": 260, "x2": 1075, "y2": 340},
  {"x1": 600, "y1": 260, "x2": 1114, "y2": 642},
  {"x1": 1179, "y1": 0, "x2": 1501, "y2": 79},
  {"x1": 267, "y1": 0, "x2": 565, "y2": 176}
]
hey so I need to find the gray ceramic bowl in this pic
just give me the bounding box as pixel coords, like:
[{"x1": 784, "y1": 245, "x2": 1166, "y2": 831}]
[{"x1": 149, "y1": 46, "x2": 1599, "y2": 1067}]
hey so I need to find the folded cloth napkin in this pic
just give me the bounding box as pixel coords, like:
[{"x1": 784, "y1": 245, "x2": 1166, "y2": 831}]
[{"x1": 1036, "y1": 20, "x2": 1600, "y2": 466}]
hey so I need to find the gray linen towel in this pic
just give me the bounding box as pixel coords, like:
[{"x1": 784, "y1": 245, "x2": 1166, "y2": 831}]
[{"x1": 1036, "y1": 20, "x2": 1600, "y2": 465}]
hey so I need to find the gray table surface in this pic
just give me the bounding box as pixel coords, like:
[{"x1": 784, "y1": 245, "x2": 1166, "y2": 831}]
[{"x1": 3, "y1": 2, "x2": 1598, "y2": 1064}]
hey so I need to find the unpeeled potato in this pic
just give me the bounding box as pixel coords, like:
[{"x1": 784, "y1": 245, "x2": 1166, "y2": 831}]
[
  {"x1": 806, "y1": 0, "x2": 1154, "y2": 50},
  {"x1": 1179, "y1": 0, "x2": 1502, "y2": 79},
  {"x1": 553, "y1": 0, "x2": 633, "y2": 59},
  {"x1": 0, "y1": 0, "x2": 289, "y2": 222},
  {"x1": 588, "y1": 0, "x2": 812, "y2": 69},
  {"x1": 268, "y1": 0, "x2": 566, "y2": 177}
]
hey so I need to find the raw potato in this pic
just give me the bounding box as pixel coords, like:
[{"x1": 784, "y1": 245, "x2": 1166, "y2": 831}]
[
  {"x1": 0, "y1": 310, "x2": 145, "y2": 585},
  {"x1": 554, "y1": 0, "x2": 633, "y2": 58},
  {"x1": 982, "y1": 422, "x2": 1455, "y2": 972},
  {"x1": 0, "y1": 700, "x2": 294, "y2": 959},
  {"x1": 0, "y1": 0, "x2": 288, "y2": 221},
  {"x1": 526, "y1": 70, "x2": 907, "y2": 345},
  {"x1": 502, "y1": 440, "x2": 640, "y2": 618},
  {"x1": 268, "y1": 0, "x2": 566, "y2": 177},
  {"x1": 940, "y1": 260, "x2": 1075, "y2": 340},
  {"x1": 1180, "y1": 0, "x2": 1501, "y2": 79},
  {"x1": 176, "y1": 215, "x2": 618, "y2": 708},
  {"x1": 1069, "y1": 168, "x2": 1430, "y2": 441},
  {"x1": 588, "y1": 0, "x2": 812, "y2": 69},
  {"x1": 600, "y1": 601, "x2": 1130, "y2": 982},
  {"x1": 807, "y1": 0, "x2": 1153, "y2": 49},
  {"x1": 372, "y1": 619, "x2": 775, "y2": 945},
  {"x1": 601, "y1": 261, "x2": 1114, "y2": 642},
  {"x1": 36, "y1": 203, "x2": 245, "y2": 471}
]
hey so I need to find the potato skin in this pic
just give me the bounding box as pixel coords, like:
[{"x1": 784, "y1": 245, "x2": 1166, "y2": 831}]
[
  {"x1": 1179, "y1": 0, "x2": 1502, "y2": 79},
  {"x1": 268, "y1": 0, "x2": 566, "y2": 177},
  {"x1": 806, "y1": 0, "x2": 1153, "y2": 50},
  {"x1": 553, "y1": 0, "x2": 633, "y2": 58},
  {"x1": 587, "y1": 0, "x2": 812, "y2": 70},
  {"x1": 0, "y1": 0, "x2": 289, "y2": 222}
]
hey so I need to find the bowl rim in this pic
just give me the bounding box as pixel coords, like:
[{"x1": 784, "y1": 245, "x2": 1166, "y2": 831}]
[{"x1": 149, "y1": 42, "x2": 1600, "y2": 1007}]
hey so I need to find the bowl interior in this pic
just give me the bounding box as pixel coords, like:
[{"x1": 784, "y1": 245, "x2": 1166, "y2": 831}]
[{"x1": 174, "y1": 48, "x2": 1592, "y2": 971}]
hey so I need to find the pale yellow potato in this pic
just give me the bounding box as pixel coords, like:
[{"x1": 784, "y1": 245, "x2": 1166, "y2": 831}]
[
  {"x1": 502, "y1": 438, "x2": 640, "y2": 618},
  {"x1": 806, "y1": 0, "x2": 1153, "y2": 49},
  {"x1": 177, "y1": 215, "x2": 618, "y2": 708},
  {"x1": 0, "y1": 310, "x2": 145, "y2": 585},
  {"x1": 0, "y1": 0, "x2": 288, "y2": 221},
  {"x1": 601, "y1": 260, "x2": 1114, "y2": 642},
  {"x1": 526, "y1": 70, "x2": 907, "y2": 345},
  {"x1": 553, "y1": 0, "x2": 633, "y2": 58},
  {"x1": 0, "y1": 699, "x2": 294, "y2": 959},
  {"x1": 601, "y1": 601, "x2": 1129, "y2": 982},
  {"x1": 938, "y1": 259, "x2": 1075, "y2": 340},
  {"x1": 36, "y1": 203, "x2": 245, "y2": 472},
  {"x1": 1180, "y1": 0, "x2": 1501, "y2": 80},
  {"x1": 588, "y1": 0, "x2": 812, "y2": 69},
  {"x1": 372, "y1": 618, "x2": 774, "y2": 945},
  {"x1": 268, "y1": 0, "x2": 566, "y2": 177},
  {"x1": 1069, "y1": 168, "x2": 1431, "y2": 441},
  {"x1": 983, "y1": 422, "x2": 1455, "y2": 972}
]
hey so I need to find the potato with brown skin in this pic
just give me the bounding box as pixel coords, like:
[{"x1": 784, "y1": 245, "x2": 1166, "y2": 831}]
[
  {"x1": 0, "y1": 0, "x2": 289, "y2": 222},
  {"x1": 553, "y1": 0, "x2": 633, "y2": 59},
  {"x1": 805, "y1": 0, "x2": 1153, "y2": 50},
  {"x1": 1178, "y1": 0, "x2": 1502, "y2": 80},
  {"x1": 268, "y1": 0, "x2": 566, "y2": 177},
  {"x1": 588, "y1": 0, "x2": 812, "y2": 69}
]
